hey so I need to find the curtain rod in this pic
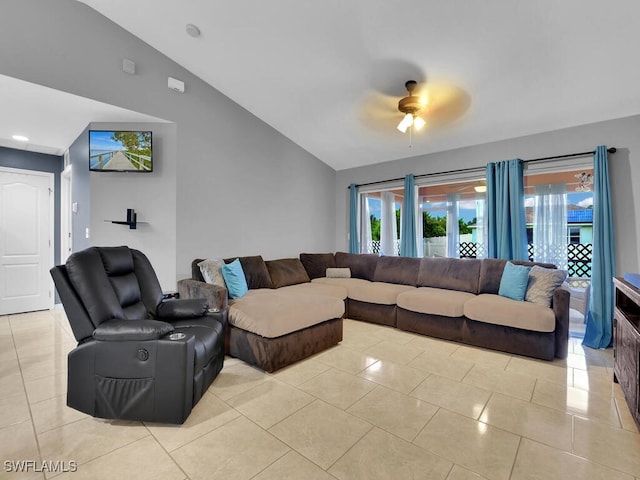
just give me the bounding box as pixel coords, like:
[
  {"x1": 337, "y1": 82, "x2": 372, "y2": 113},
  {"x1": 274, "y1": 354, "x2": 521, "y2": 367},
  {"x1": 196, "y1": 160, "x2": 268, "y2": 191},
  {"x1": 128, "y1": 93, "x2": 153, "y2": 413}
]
[{"x1": 348, "y1": 147, "x2": 617, "y2": 189}]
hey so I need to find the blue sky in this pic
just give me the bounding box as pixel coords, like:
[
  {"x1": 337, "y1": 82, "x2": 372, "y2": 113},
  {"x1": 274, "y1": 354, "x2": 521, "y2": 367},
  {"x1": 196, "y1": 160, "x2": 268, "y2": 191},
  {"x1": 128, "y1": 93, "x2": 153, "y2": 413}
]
[{"x1": 89, "y1": 131, "x2": 126, "y2": 151}]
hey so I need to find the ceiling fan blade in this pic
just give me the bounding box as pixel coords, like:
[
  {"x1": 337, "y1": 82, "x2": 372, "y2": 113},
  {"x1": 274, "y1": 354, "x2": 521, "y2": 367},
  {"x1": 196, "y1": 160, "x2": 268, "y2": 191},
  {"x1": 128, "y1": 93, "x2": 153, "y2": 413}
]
[
  {"x1": 358, "y1": 91, "x2": 402, "y2": 133},
  {"x1": 419, "y1": 83, "x2": 471, "y2": 128}
]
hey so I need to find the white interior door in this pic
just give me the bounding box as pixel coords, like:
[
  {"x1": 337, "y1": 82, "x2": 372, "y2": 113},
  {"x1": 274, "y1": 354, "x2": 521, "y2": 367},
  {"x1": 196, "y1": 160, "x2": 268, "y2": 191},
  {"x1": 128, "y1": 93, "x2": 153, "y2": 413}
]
[{"x1": 0, "y1": 167, "x2": 54, "y2": 315}]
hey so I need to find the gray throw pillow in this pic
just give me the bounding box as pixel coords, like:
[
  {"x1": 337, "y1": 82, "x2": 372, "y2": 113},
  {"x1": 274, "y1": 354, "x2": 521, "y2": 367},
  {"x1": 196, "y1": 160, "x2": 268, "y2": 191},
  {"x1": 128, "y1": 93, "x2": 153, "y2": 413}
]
[
  {"x1": 525, "y1": 266, "x2": 567, "y2": 307},
  {"x1": 198, "y1": 258, "x2": 227, "y2": 288}
]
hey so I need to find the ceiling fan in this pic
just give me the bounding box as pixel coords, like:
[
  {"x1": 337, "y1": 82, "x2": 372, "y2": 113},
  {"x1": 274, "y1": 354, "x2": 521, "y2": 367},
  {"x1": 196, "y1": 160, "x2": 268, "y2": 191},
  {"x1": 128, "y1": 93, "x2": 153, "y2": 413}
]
[
  {"x1": 360, "y1": 76, "x2": 471, "y2": 139},
  {"x1": 397, "y1": 80, "x2": 426, "y2": 133}
]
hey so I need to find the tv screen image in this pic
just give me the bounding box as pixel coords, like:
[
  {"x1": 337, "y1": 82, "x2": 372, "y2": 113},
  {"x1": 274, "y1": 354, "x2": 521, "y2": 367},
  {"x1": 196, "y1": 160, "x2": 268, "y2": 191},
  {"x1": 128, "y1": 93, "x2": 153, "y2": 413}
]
[{"x1": 89, "y1": 130, "x2": 153, "y2": 172}]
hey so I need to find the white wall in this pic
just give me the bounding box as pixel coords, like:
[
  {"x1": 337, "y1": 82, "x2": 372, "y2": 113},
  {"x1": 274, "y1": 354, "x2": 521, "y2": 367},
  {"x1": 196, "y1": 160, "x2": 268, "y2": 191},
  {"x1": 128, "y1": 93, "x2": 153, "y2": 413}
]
[
  {"x1": 336, "y1": 115, "x2": 640, "y2": 275},
  {"x1": 89, "y1": 122, "x2": 177, "y2": 290},
  {"x1": 0, "y1": 0, "x2": 337, "y2": 287}
]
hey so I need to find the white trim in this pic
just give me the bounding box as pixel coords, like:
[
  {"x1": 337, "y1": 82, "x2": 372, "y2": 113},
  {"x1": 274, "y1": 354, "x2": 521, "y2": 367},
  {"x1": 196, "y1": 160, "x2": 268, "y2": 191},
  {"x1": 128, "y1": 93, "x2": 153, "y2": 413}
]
[
  {"x1": 414, "y1": 168, "x2": 485, "y2": 188},
  {"x1": 61, "y1": 165, "x2": 72, "y2": 263},
  {"x1": 0, "y1": 166, "x2": 55, "y2": 311},
  {"x1": 524, "y1": 156, "x2": 593, "y2": 175},
  {"x1": 358, "y1": 179, "x2": 404, "y2": 194}
]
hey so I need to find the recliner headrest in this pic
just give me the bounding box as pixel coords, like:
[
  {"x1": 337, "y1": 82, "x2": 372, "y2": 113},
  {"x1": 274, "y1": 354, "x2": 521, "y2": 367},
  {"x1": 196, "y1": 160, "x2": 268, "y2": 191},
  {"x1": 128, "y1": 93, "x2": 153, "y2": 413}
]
[{"x1": 98, "y1": 246, "x2": 134, "y2": 276}]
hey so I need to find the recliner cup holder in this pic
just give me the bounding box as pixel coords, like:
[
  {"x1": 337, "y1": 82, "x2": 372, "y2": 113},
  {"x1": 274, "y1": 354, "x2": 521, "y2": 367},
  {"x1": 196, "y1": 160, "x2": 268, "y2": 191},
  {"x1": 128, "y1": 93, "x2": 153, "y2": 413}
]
[{"x1": 168, "y1": 332, "x2": 186, "y2": 341}]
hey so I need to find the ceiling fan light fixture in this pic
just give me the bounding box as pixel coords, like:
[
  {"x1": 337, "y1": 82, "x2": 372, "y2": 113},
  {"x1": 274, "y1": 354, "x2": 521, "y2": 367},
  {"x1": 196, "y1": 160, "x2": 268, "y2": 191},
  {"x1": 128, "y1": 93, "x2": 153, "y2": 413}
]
[
  {"x1": 397, "y1": 113, "x2": 413, "y2": 133},
  {"x1": 413, "y1": 116, "x2": 426, "y2": 130},
  {"x1": 397, "y1": 80, "x2": 426, "y2": 135}
]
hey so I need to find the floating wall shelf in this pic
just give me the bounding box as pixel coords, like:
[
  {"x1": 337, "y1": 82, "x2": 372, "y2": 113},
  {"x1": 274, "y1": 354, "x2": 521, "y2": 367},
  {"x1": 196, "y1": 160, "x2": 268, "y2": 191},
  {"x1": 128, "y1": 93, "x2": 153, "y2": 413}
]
[{"x1": 107, "y1": 208, "x2": 147, "y2": 229}]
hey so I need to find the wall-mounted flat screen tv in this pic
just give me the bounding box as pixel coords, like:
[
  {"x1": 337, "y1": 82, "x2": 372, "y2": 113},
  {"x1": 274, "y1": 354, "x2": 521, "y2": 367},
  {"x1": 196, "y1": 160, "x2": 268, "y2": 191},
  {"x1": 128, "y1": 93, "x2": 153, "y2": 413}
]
[{"x1": 89, "y1": 130, "x2": 153, "y2": 172}]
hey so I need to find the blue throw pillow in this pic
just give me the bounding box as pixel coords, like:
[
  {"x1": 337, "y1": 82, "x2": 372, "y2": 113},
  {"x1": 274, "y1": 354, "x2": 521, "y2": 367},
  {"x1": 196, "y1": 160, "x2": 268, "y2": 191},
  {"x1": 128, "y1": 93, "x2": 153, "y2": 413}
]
[
  {"x1": 498, "y1": 262, "x2": 531, "y2": 301},
  {"x1": 221, "y1": 258, "x2": 248, "y2": 299}
]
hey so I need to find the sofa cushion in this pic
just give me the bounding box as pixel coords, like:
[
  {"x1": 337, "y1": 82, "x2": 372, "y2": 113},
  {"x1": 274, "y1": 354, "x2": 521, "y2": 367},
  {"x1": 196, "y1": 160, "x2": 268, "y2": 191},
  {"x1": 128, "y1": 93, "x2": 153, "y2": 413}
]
[
  {"x1": 335, "y1": 252, "x2": 379, "y2": 280},
  {"x1": 397, "y1": 287, "x2": 475, "y2": 317},
  {"x1": 372, "y1": 256, "x2": 421, "y2": 286},
  {"x1": 463, "y1": 293, "x2": 556, "y2": 332},
  {"x1": 222, "y1": 259, "x2": 248, "y2": 299},
  {"x1": 498, "y1": 262, "x2": 531, "y2": 301},
  {"x1": 277, "y1": 282, "x2": 347, "y2": 300},
  {"x1": 326, "y1": 267, "x2": 351, "y2": 278},
  {"x1": 224, "y1": 255, "x2": 273, "y2": 290},
  {"x1": 417, "y1": 257, "x2": 481, "y2": 294},
  {"x1": 191, "y1": 258, "x2": 206, "y2": 282},
  {"x1": 300, "y1": 253, "x2": 336, "y2": 280},
  {"x1": 228, "y1": 290, "x2": 345, "y2": 338},
  {"x1": 197, "y1": 258, "x2": 227, "y2": 288},
  {"x1": 265, "y1": 258, "x2": 310, "y2": 288},
  {"x1": 525, "y1": 266, "x2": 568, "y2": 307},
  {"x1": 312, "y1": 277, "x2": 372, "y2": 296},
  {"x1": 348, "y1": 281, "x2": 415, "y2": 305},
  {"x1": 478, "y1": 259, "x2": 557, "y2": 294}
]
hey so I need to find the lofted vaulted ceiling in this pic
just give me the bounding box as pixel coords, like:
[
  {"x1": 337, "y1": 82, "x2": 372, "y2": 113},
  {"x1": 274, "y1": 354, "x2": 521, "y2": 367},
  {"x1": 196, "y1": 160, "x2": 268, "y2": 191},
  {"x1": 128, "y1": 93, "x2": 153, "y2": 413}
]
[
  {"x1": 77, "y1": 0, "x2": 640, "y2": 170},
  {"x1": 5, "y1": 1, "x2": 640, "y2": 168}
]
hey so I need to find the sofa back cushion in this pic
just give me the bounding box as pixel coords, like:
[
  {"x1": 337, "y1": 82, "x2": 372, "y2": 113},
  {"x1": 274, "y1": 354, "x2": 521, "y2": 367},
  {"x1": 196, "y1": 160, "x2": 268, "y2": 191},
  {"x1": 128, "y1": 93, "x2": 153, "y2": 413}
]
[
  {"x1": 478, "y1": 258, "x2": 557, "y2": 294},
  {"x1": 192, "y1": 258, "x2": 206, "y2": 282},
  {"x1": 224, "y1": 255, "x2": 273, "y2": 289},
  {"x1": 372, "y1": 256, "x2": 421, "y2": 286},
  {"x1": 335, "y1": 252, "x2": 379, "y2": 280},
  {"x1": 299, "y1": 253, "x2": 336, "y2": 279},
  {"x1": 417, "y1": 257, "x2": 482, "y2": 294},
  {"x1": 266, "y1": 258, "x2": 311, "y2": 288}
]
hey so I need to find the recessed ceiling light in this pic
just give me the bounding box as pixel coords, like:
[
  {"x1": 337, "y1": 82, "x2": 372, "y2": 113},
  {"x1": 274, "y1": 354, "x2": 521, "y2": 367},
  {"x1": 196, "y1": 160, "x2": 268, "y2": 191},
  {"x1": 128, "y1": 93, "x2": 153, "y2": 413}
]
[
  {"x1": 12, "y1": 134, "x2": 29, "y2": 142},
  {"x1": 186, "y1": 23, "x2": 201, "y2": 38}
]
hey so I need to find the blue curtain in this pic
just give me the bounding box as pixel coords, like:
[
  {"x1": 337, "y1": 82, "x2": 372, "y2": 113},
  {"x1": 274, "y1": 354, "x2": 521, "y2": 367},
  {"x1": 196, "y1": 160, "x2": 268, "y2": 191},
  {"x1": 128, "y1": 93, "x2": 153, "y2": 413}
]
[
  {"x1": 400, "y1": 174, "x2": 418, "y2": 257},
  {"x1": 486, "y1": 159, "x2": 528, "y2": 260},
  {"x1": 583, "y1": 146, "x2": 616, "y2": 349},
  {"x1": 349, "y1": 183, "x2": 359, "y2": 253}
]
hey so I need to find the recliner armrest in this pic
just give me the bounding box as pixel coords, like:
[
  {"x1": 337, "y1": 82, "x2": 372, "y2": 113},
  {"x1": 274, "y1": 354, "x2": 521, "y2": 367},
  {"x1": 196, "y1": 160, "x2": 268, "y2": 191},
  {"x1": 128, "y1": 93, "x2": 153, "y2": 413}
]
[
  {"x1": 157, "y1": 298, "x2": 209, "y2": 319},
  {"x1": 93, "y1": 319, "x2": 174, "y2": 341}
]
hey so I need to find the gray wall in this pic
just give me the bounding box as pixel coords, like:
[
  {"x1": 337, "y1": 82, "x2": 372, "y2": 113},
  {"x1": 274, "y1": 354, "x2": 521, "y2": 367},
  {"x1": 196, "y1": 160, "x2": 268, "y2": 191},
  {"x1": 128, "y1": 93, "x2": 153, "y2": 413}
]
[
  {"x1": 89, "y1": 122, "x2": 177, "y2": 289},
  {"x1": 336, "y1": 115, "x2": 640, "y2": 275},
  {"x1": 0, "y1": 146, "x2": 63, "y2": 266},
  {"x1": 67, "y1": 127, "x2": 91, "y2": 253},
  {"x1": 1, "y1": 0, "x2": 337, "y2": 286}
]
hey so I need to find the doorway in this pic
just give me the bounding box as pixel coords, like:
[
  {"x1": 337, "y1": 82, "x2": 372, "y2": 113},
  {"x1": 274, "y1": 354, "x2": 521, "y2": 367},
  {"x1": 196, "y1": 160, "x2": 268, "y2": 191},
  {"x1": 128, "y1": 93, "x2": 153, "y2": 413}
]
[
  {"x1": 0, "y1": 166, "x2": 54, "y2": 315},
  {"x1": 60, "y1": 163, "x2": 72, "y2": 263}
]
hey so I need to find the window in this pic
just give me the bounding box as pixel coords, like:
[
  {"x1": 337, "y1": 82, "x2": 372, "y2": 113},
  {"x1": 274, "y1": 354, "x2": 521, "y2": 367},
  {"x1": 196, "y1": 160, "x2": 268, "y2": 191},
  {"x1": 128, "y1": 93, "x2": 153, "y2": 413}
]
[
  {"x1": 360, "y1": 189, "x2": 402, "y2": 255},
  {"x1": 524, "y1": 166, "x2": 594, "y2": 279},
  {"x1": 568, "y1": 227, "x2": 581, "y2": 244},
  {"x1": 417, "y1": 178, "x2": 486, "y2": 258},
  {"x1": 356, "y1": 163, "x2": 593, "y2": 272}
]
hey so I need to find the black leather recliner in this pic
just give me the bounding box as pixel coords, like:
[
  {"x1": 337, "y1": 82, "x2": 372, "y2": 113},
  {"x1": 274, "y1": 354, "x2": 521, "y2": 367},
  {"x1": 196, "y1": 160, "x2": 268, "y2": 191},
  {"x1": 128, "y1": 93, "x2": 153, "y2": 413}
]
[{"x1": 50, "y1": 246, "x2": 226, "y2": 424}]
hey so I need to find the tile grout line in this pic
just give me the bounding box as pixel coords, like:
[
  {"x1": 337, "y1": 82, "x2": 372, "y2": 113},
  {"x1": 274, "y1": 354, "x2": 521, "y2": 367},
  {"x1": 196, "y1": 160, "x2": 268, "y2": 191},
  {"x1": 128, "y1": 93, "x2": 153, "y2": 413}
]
[
  {"x1": 8, "y1": 313, "x2": 46, "y2": 480},
  {"x1": 507, "y1": 436, "x2": 524, "y2": 480}
]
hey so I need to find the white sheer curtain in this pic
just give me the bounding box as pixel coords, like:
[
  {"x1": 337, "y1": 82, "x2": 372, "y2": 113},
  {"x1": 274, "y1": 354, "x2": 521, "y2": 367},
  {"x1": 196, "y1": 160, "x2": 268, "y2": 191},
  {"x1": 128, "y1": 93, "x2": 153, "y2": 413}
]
[
  {"x1": 380, "y1": 191, "x2": 398, "y2": 256},
  {"x1": 533, "y1": 183, "x2": 567, "y2": 269},
  {"x1": 359, "y1": 195, "x2": 372, "y2": 254},
  {"x1": 475, "y1": 197, "x2": 487, "y2": 258},
  {"x1": 415, "y1": 195, "x2": 424, "y2": 257},
  {"x1": 446, "y1": 193, "x2": 459, "y2": 258}
]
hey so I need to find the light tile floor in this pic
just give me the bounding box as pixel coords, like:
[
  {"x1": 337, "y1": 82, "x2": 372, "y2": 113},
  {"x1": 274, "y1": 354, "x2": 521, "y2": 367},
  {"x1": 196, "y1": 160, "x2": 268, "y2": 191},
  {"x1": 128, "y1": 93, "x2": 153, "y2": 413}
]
[{"x1": 1, "y1": 310, "x2": 639, "y2": 480}]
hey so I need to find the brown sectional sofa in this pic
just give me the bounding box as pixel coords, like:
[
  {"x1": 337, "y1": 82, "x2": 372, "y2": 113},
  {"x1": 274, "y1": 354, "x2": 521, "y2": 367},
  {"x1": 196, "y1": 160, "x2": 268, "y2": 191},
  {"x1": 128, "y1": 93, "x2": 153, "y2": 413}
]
[
  {"x1": 179, "y1": 256, "x2": 345, "y2": 372},
  {"x1": 179, "y1": 252, "x2": 569, "y2": 372}
]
